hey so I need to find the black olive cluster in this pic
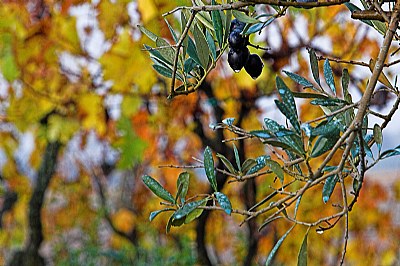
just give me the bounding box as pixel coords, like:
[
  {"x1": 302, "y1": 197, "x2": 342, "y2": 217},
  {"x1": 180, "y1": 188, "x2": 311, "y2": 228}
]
[{"x1": 227, "y1": 19, "x2": 263, "y2": 79}]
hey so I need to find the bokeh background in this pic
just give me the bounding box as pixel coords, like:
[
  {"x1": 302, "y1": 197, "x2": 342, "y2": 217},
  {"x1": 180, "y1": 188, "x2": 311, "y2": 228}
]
[{"x1": 0, "y1": 0, "x2": 399, "y2": 265}]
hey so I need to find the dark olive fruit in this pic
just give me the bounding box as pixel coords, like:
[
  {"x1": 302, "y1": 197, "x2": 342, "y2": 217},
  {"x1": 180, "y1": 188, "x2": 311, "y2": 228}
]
[
  {"x1": 244, "y1": 53, "x2": 264, "y2": 79},
  {"x1": 228, "y1": 30, "x2": 247, "y2": 50},
  {"x1": 228, "y1": 47, "x2": 250, "y2": 72},
  {"x1": 230, "y1": 19, "x2": 246, "y2": 33}
]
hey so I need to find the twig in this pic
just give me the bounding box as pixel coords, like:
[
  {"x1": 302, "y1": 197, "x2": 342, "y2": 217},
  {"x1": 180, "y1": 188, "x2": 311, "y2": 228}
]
[{"x1": 316, "y1": 55, "x2": 369, "y2": 67}]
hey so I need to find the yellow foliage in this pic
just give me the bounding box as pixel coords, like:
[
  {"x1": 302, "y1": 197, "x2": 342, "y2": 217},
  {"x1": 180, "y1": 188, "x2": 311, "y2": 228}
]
[
  {"x1": 138, "y1": 0, "x2": 158, "y2": 24},
  {"x1": 100, "y1": 29, "x2": 157, "y2": 93},
  {"x1": 97, "y1": 0, "x2": 130, "y2": 40},
  {"x1": 77, "y1": 93, "x2": 106, "y2": 136},
  {"x1": 112, "y1": 208, "x2": 136, "y2": 234}
]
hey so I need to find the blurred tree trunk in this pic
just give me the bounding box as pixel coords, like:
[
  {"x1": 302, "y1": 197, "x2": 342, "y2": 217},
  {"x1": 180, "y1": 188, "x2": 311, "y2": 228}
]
[{"x1": 9, "y1": 142, "x2": 61, "y2": 266}]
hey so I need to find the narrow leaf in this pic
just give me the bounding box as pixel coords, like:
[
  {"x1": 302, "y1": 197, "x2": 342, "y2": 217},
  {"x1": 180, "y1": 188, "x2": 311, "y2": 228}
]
[
  {"x1": 184, "y1": 58, "x2": 198, "y2": 74},
  {"x1": 244, "y1": 17, "x2": 275, "y2": 35},
  {"x1": 322, "y1": 174, "x2": 338, "y2": 203},
  {"x1": 174, "y1": 199, "x2": 207, "y2": 219},
  {"x1": 307, "y1": 48, "x2": 321, "y2": 86},
  {"x1": 265, "y1": 225, "x2": 295, "y2": 266},
  {"x1": 323, "y1": 59, "x2": 336, "y2": 95},
  {"x1": 259, "y1": 216, "x2": 283, "y2": 232},
  {"x1": 164, "y1": 18, "x2": 179, "y2": 43},
  {"x1": 138, "y1": 25, "x2": 158, "y2": 42},
  {"x1": 246, "y1": 155, "x2": 270, "y2": 175},
  {"x1": 297, "y1": 232, "x2": 308, "y2": 266},
  {"x1": 224, "y1": 9, "x2": 232, "y2": 43},
  {"x1": 232, "y1": 10, "x2": 259, "y2": 24},
  {"x1": 276, "y1": 77, "x2": 300, "y2": 133},
  {"x1": 215, "y1": 192, "x2": 232, "y2": 215},
  {"x1": 373, "y1": 124, "x2": 383, "y2": 152},
  {"x1": 233, "y1": 143, "x2": 241, "y2": 172},
  {"x1": 241, "y1": 158, "x2": 257, "y2": 174},
  {"x1": 187, "y1": 36, "x2": 202, "y2": 67},
  {"x1": 294, "y1": 195, "x2": 302, "y2": 218},
  {"x1": 283, "y1": 70, "x2": 314, "y2": 89},
  {"x1": 142, "y1": 175, "x2": 175, "y2": 204},
  {"x1": 211, "y1": 0, "x2": 223, "y2": 47},
  {"x1": 275, "y1": 100, "x2": 301, "y2": 134},
  {"x1": 265, "y1": 159, "x2": 284, "y2": 183},
  {"x1": 206, "y1": 30, "x2": 217, "y2": 60},
  {"x1": 193, "y1": 26, "x2": 210, "y2": 69},
  {"x1": 204, "y1": 146, "x2": 218, "y2": 191},
  {"x1": 344, "y1": 3, "x2": 373, "y2": 27},
  {"x1": 250, "y1": 130, "x2": 272, "y2": 139},
  {"x1": 185, "y1": 198, "x2": 208, "y2": 223},
  {"x1": 177, "y1": 172, "x2": 190, "y2": 203},
  {"x1": 310, "y1": 135, "x2": 339, "y2": 158},
  {"x1": 155, "y1": 38, "x2": 175, "y2": 64},
  {"x1": 217, "y1": 153, "x2": 238, "y2": 174},
  {"x1": 342, "y1": 68, "x2": 350, "y2": 100},
  {"x1": 149, "y1": 208, "x2": 175, "y2": 222}
]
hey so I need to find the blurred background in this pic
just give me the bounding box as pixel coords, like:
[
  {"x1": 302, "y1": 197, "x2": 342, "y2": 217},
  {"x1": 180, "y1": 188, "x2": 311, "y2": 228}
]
[{"x1": 0, "y1": 0, "x2": 399, "y2": 265}]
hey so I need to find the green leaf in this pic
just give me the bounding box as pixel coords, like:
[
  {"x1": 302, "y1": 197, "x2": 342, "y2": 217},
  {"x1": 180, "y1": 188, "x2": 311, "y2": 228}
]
[
  {"x1": 322, "y1": 174, "x2": 338, "y2": 203},
  {"x1": 344, "y1": 3, "x2": 373, "y2": 27},
  {"x1": 310, "y1": 135, "x2": 339, "y2": 158},
  {"x1": 308, "y1": 48, "x2": 321, "y2": 86},
  {"x1": 174, "y1": 199, "x2": 207, "y2": 219},
  {"x1": 276, "y1": 77, "x2": 300, "y2": 133},
  {"x1": 233, "y1": 143, "x2": 241, "y2": 172},
  {"x1": 164, "y1": 18, "x2": 179, "y2": 43},
  {"x1": 265, "y1": 159, "x2": 284, "y2": 183},
  {"x1": 310, "y1": 98, "x2": 345, "y2": 106},
  {"x1": 247, "y1": 155, "x2": 271, "y2": 175},
  {"x1": 149, "y1": 208, "x2": 175, "y2": 222},
  {"x1": 196, "y1": 12, "x2": 215, "y2": 33},
  {"x1": 342, "y1": 68, "x2": 350, "y2": 101},
  {"x1": 241, "y1": 158, "x2": 257, "y2": 174},
  {"x1": 142, "y1": 175, "x2": 175, "y2": 204},
  {"x1": 292, "y1": 92, "x2": 329, "y2": 99},
  {"x1": 215, "y1": 192, "x2": 232, "y2": 215},
  {"x1": 204, "y1": 146, "x2": 218, "y2": 191},
  {"x1": 264, "y1": 117, "x2": 284, "y2": 133},
  {"x1": 232, "y1": 10, "x2": 259, "y2": 24},
  {"x1": 211, "y1": 0, "x2": 223, "y2": 47},
  {"x1": 217, "y1": 153, "x2": 238, "y2": 174},
  {"x1": 138, "y1": 25, "x2": 158, "y2": 42},
  {"x1": 224, "y1": 9, "x2": 232, "y2": 43},
  {"x1": 144, "y1": 44, "x2": 170, "y2": 65},
  {"x1": 297, "y1": 232, "x2": 308, "y2": 266},
  {"x1": 323, "y1": 59, "x2": 336, "y2": 95},
  {"x1": 381, "y1": 144, "x2": 400, "y2": 159},
  {"x1": 283, "y1": 70, "x2": 314, "y2": 89},
  {"x1": 206, "y1": 30, "x2": 217, "y2": 60},
  {"x1": 181, "y1": 11, "x2": 188, "y2": 57},
  {"x1": 310, "y1": 120, "x2": 341, "y2": 137},
  {"x1": 244, "y1": 17, "x2": 275, "y2": 35},
  {"x1": 185, "y1": 198, "x2": 208, "y2": 223},
  {"x1": 275, "y1": 100, "x2": 301, "y2": 134},
  {"x1": 187, "y1": 36, "x2": 202, "y2": 67},
  {"x1": 373, "y1": 124, "x2": 383, "y2": 152},
  {"x1": 184, "y1": 57, "x2": 198, "y2": 74},
  {"x1": 265, "y1": 225, "x2": 296, "y2": 266},
  {"x1": 294, "y1": 195, "x2": 302, "y2": 219},
  {"x1": 259, "y1": 216, "x2": 283, "y2": 232},
  {"x1": 193, "y1": 26, "x2": 210, "y2": 69},
  {"x1": 250, "y1": 130, "x2": 273, "y2": 139},
  {"x1": 155, "y1": 38, "x2": 175, "y2": 64},
  {"x1": 152, "y1": 64, "x2": 173, "y2": 78},
  {"x1": 177, "y1": 172, "x2": 190, "y2": 203}
]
